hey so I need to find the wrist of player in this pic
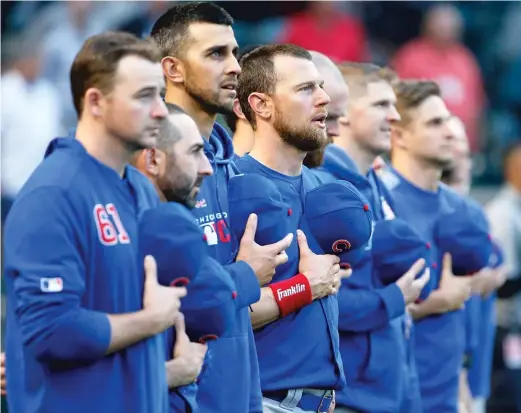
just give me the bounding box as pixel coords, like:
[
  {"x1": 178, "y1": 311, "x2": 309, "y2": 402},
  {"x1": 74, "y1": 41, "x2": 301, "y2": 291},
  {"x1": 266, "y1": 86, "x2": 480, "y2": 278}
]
[
  {"x1": 428, "y1": 289, "x2": 453, "y2": 313},
  {"x1": 300, "y1": 271, "x2": 331, "y2": 300},
  {"x1": 401, "y1": 292, "x2": 415, "y2": 305},
  {"x1": 269, "y1": 273, "x2": 313, "y2": 317},
  {"x1": 181, "y1": 360, "x2": 201, "y2": 384},
  {"x1": 436, "y1": 294, "x2": 454, "y2": 313},
  {"x1": 445, "y1": 295, "x2": 465, "y2": 312},
  {"x1": 142, "y1": 307, "x2": 173, "y2": 335}
]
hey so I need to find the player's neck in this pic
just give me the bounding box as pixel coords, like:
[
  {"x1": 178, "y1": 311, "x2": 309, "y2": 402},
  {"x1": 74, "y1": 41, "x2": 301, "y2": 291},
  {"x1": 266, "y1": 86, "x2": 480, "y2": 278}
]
[
  {"x1": 156, "y1": 187, "x2": 167, "y2": 203},
  {"x1": 392, "y1": 151, "x2": 441, "y2": 191},
  {"x1": 164, "y1": 89, "x2": 217, "y2": 138},
  {"x1": 249, "y1": 129, "x2": 305, "y2": 176},
  {"x1": 232, "y1": 124, "x2": 255, "y2": 157},
  {"x1": 148, "y1": 178, "x2": 167, "y2": 203},
  {"x1": 334, "y1": 137, "x2": 374, "y2": 175},
  {"x1": 75, "y1": 120, "x2": 131, "y2": 176}
]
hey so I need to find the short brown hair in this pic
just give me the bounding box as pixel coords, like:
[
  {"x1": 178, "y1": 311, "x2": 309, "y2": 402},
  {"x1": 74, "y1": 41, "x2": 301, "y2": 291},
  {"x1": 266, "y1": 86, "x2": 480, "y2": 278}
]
[
  {"x1": 237, "y1": 44, "x2": 311, "y2": 129},
  {"x1": 70, "y1": 31, "x2": 161, "y2": 117},
  {"x1": 150, "y1": 2, "x2": 233, "y2": 58},
  {"x1": 393, "y1": 79, "x2": 441, "y2": 125},
  {"x1": 337, "y1": 62, "x2": 398, "y2": 97}
]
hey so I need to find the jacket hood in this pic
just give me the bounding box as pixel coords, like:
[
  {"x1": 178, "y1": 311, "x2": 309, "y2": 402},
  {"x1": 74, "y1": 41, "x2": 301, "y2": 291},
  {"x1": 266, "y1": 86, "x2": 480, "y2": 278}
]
[
  {"x1": 321, "y1": 144, "x2": 367, "y2": 188},
  {"x1": 205, "y1": 122, "x2": 235, "y2": 165}
]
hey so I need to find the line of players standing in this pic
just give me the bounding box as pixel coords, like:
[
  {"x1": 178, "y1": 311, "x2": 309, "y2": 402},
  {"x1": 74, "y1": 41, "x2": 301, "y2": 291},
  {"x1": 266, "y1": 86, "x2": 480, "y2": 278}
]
[{"x1": 1, "y1": 3, "x2": 508, "y2": 413}]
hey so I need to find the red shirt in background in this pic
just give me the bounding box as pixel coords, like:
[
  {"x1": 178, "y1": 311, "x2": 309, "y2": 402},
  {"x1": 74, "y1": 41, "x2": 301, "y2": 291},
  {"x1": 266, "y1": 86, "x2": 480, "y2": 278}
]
[
  {"x1": 279, "y1": 11, "x2": 367, "y2": 63},
  {"x1": 392, "y1": 39, "x2": 485, "y2": 152}
]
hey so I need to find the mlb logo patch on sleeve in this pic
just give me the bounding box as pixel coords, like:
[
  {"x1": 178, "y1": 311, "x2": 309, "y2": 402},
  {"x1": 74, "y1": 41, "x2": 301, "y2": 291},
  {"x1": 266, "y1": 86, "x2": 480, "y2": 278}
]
[{"x1": 40, "y1": 277, "x2": 63, "y2": 293}]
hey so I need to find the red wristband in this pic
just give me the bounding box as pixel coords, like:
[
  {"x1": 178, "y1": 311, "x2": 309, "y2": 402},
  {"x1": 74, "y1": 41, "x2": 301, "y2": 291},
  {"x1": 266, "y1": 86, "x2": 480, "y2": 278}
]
[{"x1": 269, "y1": 273, "x2": 313, "y2": 317}]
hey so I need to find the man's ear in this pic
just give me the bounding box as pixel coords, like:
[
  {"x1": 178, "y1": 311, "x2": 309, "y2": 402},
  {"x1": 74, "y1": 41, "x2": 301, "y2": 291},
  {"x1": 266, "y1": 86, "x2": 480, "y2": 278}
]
[
  {"x1": 391, "y1": 124, "x2": 408, "y2": 150},
  {"x1": 84, "y1": 88, "x2": 104, "y2": 118},
  {"x1": 145, "y1": 148, "x2": 162, "y2": 176},
  {"x1": 162, "y1": 56, "x2": 185, "y2": 85},
  {"x1": 248, "y1": 92, "x2": 272, "y2": 123},
  {"x1": 232, "y1": 98, "x2": 247, "y2": 121}
]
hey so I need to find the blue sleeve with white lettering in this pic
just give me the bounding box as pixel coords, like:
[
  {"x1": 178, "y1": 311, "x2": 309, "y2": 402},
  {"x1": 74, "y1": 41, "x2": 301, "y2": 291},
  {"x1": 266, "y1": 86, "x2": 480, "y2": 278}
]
[{"x1": 4, "y1": 187, "x2": 111, "y2": 364}]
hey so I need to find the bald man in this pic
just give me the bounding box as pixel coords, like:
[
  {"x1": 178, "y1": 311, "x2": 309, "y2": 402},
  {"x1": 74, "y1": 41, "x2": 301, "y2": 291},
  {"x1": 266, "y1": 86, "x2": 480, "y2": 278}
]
[
  {"x1": 309, "y1": 51, "x2": 350, "y2": 140},
  {"x1": 303, "y1": 51, "x2": 349, "y2": 168}
]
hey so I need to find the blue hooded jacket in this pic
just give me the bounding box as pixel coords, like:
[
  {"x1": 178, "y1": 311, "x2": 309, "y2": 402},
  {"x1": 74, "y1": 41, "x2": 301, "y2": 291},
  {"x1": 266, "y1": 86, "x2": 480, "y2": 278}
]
[
  {"x1": 379, "y1": 165, "x2": 471, "y2": 413},
  {"x1": 314, "y1": 144, "x2": 415, "y2": 413},
  {"x1": 191, "y1": 123, "x2": 262, "y2": 413},
  {"x1": 4, "y1": 137, "x2": 168, "y2": 413}
]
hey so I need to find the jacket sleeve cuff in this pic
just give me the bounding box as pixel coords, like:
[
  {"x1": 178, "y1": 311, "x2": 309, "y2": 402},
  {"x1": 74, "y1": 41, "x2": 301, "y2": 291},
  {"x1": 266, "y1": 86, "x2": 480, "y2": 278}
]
[
  {"x1": 35, "y1": 309, "x2": 111, "y2": 363},
  {"x1": 377, "y1": 284, "x2": 406, "y2": 321},
  {"x1": 225, "y1": 262, "x2": 261, "y2": 309}
]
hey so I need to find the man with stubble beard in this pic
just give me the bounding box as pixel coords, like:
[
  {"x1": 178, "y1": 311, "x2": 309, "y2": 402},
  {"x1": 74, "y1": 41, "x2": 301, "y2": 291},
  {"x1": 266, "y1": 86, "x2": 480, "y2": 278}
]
[
  {"x1": 150, "y1": 4, "x2": 337, "y2": 412},
  {"x1": 234, "y1": 43, "x2": 351, "y2": 413}
]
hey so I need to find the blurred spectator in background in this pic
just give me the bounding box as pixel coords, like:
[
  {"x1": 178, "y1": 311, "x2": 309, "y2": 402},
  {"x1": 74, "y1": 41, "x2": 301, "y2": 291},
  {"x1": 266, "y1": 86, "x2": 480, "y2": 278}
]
[
  {"x1": 278, "y1": 1, "x2": 367, "y2": 63},
  {"x1": 118, "y1": 1, "x2": 173, "y2": 39},
  {"x1": 392, "y1": 4, "x2": 485, "y2": 154},
  {"x1": 499, "y1": 56, "x2": 521, "y2": 133},
  {"x1": 496, "y1": 3, "x2": 521, "y2": 146},
  {"x1": 41, "y1": 1, "x2": 107, "y2": 129},
  {"x1": 486, "y1": 142, "x2": 521, "y2": 413},
  {"x1": 219, "y1": 1, "x2": 303, "y2": 47},
  {"x1": 1, "y1": 33, "x2": 62, "y2": 222}
]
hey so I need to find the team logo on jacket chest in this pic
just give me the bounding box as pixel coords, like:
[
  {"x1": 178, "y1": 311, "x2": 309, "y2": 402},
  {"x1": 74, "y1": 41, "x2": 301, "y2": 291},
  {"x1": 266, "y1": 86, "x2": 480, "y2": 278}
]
[
  {"x1": 196, "y1": 211, "x2": 231, "y2": 246},
  {"x1": 93, "y1": 203, "x2": 130, "y2": 245}
]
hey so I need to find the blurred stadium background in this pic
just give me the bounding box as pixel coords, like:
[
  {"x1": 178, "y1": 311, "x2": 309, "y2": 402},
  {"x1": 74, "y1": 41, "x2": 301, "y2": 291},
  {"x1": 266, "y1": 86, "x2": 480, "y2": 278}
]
[{"x1": 1, "y1": 1, "x2": 520, "y2": 412}]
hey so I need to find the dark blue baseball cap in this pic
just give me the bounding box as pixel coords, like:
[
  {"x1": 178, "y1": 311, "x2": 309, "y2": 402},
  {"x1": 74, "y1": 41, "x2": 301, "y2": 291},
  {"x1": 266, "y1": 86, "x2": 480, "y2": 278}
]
[
  {"x1": 229, "y1": 173, "x2": 292, "y2": 246},
  {"x1": 182, "y1": 256, "x2": 237, "y2": 342},
  {"x1": 372, "y1": 218, "x2": 431, "y2": 285},
  {"x1": 139, "y1": 202, "x2": 207, "y2": 287},
  {"x1": 304, "y1": 181, "x2": 373, "y2": 264},
  {"x1": 435, "y1": 199, "x2": 493, "y2": 276}
]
